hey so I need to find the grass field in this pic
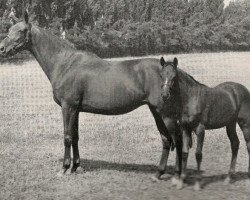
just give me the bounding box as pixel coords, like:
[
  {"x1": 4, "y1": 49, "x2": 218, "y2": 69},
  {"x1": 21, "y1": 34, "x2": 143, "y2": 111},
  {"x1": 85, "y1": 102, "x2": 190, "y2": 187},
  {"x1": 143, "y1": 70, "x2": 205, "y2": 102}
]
[{"x1": 0, "y1": 52, "x2": 250, "y2": 200}]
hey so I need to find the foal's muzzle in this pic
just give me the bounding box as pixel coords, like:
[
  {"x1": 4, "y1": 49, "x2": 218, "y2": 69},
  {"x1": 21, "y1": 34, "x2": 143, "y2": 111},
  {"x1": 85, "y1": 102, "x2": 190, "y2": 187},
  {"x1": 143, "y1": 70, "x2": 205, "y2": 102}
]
[{"x1": 161, "y1": 84, "x2": 171, "y2": 101}]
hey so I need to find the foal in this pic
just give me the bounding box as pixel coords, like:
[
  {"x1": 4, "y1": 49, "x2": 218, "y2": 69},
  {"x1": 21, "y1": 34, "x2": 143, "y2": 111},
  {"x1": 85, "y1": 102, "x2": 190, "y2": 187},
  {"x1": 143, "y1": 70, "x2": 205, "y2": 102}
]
[{"x1": 160, "y1": 57, "x2": 250, "y2": 190}]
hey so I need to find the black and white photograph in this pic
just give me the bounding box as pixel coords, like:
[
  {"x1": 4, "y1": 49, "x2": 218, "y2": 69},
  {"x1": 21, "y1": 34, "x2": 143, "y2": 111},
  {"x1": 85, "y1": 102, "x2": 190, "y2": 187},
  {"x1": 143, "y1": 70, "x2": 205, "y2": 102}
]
[{"x1": 0, "y1": 0, "x2": 249, "y2": 199}]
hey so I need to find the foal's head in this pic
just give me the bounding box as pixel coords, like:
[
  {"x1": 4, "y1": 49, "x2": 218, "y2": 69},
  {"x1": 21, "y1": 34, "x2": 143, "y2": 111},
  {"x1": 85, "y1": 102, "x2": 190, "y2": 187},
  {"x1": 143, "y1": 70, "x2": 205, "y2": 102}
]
[
  {"x1": 160, "y1": 57, "x2": 178, "y2": 100},
  {"x1": 0, "y1": 11, "x2": 31, "y2": 57}
]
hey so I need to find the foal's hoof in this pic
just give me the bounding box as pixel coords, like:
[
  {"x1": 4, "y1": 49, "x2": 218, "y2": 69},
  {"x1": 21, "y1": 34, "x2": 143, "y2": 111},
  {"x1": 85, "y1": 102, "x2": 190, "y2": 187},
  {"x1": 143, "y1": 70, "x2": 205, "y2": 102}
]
[
  {"x1": 150, "y1": 176, "x2": 160, "y2": 183},
  {"x1": 194, "y1": 182, "x2": 201, "y2": 191},
  {"x1": 176, "y1": 179, "x2": 183, "y2": 190},
  {"x1": 71, "y1": 164, "x2": 80, "y2": 173},
  {"x1": 171, "y1": 176, "x2": 179, "y2": 186},
  {"x1": 72, "y1": 166, "x2": 85, "y2": 174},
  {"x1": 171, "y1": 176, "x2": 183, "y2": 189},
  {"x1": 223, "y1": 176, "x2": 231, "y2": 185},
  {"x1": 57, "y1": 168, "x2": 67, "y2": 177}
]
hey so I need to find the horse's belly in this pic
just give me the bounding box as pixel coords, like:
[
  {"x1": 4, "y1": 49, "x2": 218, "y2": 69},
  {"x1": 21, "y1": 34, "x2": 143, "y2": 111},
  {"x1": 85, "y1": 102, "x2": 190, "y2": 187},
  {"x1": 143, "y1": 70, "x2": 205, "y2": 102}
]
[{"x1": 80, "y1": 91, "x2": 146, "y2": 115}]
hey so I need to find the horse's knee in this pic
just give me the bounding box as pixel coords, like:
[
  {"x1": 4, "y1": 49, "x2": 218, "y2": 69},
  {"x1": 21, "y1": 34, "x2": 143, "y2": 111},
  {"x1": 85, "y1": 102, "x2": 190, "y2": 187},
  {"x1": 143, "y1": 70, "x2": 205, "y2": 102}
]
[
  {"x1": 64, "y1": 135, "x2": 72, "y2": 147},
  {"x1": 161, "y1": 134, "x2": 171, "y2": 149}
]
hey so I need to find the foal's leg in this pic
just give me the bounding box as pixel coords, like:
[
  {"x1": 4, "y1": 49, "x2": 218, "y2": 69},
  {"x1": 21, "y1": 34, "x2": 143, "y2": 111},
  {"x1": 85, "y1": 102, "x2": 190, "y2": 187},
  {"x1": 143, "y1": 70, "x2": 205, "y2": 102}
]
[
  {"x1": 170, "y1": 124, "x2": 183, "y2": 188},
  {"x1": 71, "y1": 113, "x2": 81, "y2": 173},
  {"x1": 194, "y1": 124, "x2": 205, "y2": 191},
  {"x1": 224, "y1": 122, "x2": 239, "y2": 184},
  {"x1": 149, "y1": 107, "x2": 172, "y2": 180},
  {"x1": 180, "y1": 128, "x2": 192, "y2": 189},
  {"x1": 238, "y1": 118, "x2": 250, "y2": 182},
  {"x1": 238, "y1": 101, "x2": 250, "y2": 184},
  {"x1": 58, "y1": 102, "x2": 79, "y2": 175}
]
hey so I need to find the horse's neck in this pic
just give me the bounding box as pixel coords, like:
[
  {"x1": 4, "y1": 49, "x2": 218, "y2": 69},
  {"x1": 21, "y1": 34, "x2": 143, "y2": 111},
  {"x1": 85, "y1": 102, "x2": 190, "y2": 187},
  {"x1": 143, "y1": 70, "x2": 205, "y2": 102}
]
[{"x1": 29, "y1": 26, "x2": 73, "y2": 80}]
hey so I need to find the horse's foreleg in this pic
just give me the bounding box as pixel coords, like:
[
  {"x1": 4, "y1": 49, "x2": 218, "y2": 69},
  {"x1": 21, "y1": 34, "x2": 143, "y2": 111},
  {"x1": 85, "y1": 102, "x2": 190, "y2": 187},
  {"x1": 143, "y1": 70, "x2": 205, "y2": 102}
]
[
  {"x1": 58, "y1": 102, "x2": 79, "y2": 175},
  {"x1": 224, "y1": 122, "x2": 239, "y2": 184},
  {"x1": 161, "y1": 117, "x2": 183, "y2": 189},
  {"x1": 156, "y1": 134, "x2": 171, "y2": 179},
  {"x1": 71, "y1": 113, "x2": 80, "y2": 173},
  {"x1": 149, "y1": 107, "x2": 172, "y2": 180},
  {"x1": 194, "y1": 124, "x2": 205, "y2": 191}
]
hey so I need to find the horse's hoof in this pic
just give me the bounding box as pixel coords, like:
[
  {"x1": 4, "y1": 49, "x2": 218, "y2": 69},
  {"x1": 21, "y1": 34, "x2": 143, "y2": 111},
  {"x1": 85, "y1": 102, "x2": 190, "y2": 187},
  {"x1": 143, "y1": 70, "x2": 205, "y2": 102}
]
[
  {"x1": 171, "y1": 176, "x2": 179, "y2": 186},
  {"x1": 150, "y1": 176, "x2": 160, "y2": 183},
  {"x1": 194, "y1": 182, "x2": 201, "y2": 191},
  {"x1": 176, "y1": 179, "x2": 183, "y2": 190},
  {"x1": 223, "y1": 176, "x2": 231, "y2": 185}
]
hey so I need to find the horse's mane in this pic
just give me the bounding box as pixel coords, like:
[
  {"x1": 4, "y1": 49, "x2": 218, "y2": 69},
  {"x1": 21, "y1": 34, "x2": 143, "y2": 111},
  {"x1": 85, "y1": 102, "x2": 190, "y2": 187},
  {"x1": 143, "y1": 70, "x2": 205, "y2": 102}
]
[
  {"x1": 36, "y1": 26, "x2": 76, "y2": 50},
  {"x1": 34, "y1": 25, "x2": 100, "y2": 59}
]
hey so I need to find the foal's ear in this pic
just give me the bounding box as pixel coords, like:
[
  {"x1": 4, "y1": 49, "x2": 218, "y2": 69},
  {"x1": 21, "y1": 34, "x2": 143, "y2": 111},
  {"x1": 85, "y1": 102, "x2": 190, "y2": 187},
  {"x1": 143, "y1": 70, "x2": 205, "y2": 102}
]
[
  {"x1": 173, "y1": 57, "x2": 178, "y2": 69},
  {"x1": 24, "y1": 10, "x2": 29, "y2": 24},
  {"x1": 160, "y1": 57, "x2": 166, "y2": 67}
]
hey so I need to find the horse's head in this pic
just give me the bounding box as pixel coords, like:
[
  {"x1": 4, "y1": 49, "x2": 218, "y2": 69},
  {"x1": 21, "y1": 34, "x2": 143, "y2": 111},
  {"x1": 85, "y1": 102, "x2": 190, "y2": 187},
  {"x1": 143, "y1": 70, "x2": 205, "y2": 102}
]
[
  {"x1": 160, "y1": 57, "x2": 178, "y2": 100},
  {"x1": 0, "y1": 11, "x2": 31, "y2": 57}
]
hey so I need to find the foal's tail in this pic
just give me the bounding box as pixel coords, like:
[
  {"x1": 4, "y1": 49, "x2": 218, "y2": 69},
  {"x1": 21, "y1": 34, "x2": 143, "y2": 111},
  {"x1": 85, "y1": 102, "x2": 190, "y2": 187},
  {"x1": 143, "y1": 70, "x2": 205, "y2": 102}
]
[
  {"x1": 189, "y1": 133, "x2": 193, "y2": 148},
  {"x1": 171, "y1": 141, "x2": 175, "y2": 151}
]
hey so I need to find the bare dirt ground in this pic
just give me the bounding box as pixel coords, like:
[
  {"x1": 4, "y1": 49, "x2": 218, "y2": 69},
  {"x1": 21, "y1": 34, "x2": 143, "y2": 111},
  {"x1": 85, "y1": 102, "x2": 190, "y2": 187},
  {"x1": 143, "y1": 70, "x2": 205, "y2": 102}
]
[{"x1": 0, "y1": 52, "x2": 250, "y2": 200}]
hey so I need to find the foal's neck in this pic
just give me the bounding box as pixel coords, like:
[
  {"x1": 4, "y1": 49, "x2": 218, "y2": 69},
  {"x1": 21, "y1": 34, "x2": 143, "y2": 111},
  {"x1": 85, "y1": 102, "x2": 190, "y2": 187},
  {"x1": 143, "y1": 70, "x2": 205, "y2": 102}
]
[
  {"x1": 177, "y1": 70, "x2": 208, "y2": 107},
  {"x1": 29, "y1": 25, "x2": 75, "y2": 80}
]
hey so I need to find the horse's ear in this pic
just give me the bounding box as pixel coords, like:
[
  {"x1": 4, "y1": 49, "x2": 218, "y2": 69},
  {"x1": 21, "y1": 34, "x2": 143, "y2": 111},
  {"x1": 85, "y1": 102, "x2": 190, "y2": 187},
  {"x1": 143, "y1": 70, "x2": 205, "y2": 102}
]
[
  {"x1": 24, "y1": 10, "x2": 29, "y2": 24},
  {"x1": 173, "y1": 57, "x2": 178, "y2": 69},
  {"x1": 160, "y1": 57, "x2": 165, "y2": 67}
]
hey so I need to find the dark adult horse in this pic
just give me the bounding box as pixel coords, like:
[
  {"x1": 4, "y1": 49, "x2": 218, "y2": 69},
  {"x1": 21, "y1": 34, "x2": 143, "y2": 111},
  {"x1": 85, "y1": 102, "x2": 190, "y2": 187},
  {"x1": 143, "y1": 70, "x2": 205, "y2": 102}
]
[
  {"x1": 0, "y1": 11, "x2": 182, "y2": 184},
  {"x1": 160, "y1": 57, "x2": 250, "y2": 190}
]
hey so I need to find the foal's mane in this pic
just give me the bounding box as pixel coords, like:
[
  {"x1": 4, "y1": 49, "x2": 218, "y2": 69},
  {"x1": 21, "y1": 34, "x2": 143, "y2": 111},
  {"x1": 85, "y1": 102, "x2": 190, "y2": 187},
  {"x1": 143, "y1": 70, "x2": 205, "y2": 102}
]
[{"x1": 178, "y1": 68, "x2": 206, "y2": 87}]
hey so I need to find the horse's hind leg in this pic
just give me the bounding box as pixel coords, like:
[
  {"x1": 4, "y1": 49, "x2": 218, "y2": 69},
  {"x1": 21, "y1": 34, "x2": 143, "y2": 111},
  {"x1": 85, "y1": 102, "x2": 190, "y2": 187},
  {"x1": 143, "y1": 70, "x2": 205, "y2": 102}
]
[
  {"x1": 224, "y1": 122, "x2": 239, "y2": 184},
  {"x1": 149, "y1": 107, "x2": 172, "y2": 180},
  {"x1": 194, "y1": 124, "x2": 205, "y2": 191}
]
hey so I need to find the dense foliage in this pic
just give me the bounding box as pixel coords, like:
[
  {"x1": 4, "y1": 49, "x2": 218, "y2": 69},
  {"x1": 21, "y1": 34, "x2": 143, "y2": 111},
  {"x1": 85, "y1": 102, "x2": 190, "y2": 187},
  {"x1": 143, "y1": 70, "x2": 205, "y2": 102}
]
[{"x1": 0, "y1": 0, "x2": 249, "y2": 58}]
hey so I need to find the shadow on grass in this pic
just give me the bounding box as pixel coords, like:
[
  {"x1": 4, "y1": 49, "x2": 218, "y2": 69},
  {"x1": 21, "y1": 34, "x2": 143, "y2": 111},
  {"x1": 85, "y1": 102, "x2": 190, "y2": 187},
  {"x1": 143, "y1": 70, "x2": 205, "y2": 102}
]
[
  {"x1": 199, "y1": 172, "x2": 249, "y2": 188},
  {"x1": 80, "y1": 158, "x2": 158, "y2": 173},
  {"x1": 59, "y1": 158, "x2": 249, "y2": 188},
  {"x1": 60, "y1": 158, "x2": 198, "y2": 175}
]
